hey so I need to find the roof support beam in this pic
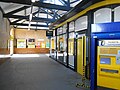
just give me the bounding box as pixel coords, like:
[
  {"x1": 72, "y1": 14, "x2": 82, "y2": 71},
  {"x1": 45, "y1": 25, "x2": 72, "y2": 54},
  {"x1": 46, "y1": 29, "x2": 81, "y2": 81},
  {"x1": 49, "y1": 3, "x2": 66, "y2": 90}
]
[
  {"x1": 40, "y1": 8, "x2": 59, "y2": 19},
  {"x1": 35, "y1": 7, "x2": 41, "y2": 30},
  {"x1": 34, "y1": 2, "x2": 72, "y2": 11},
  {"x1": 58, "y1": 0, "x2": 68, "y2": 6},
  {"x1": 5, "y1": 6, "x2": 30, "y2": 15},
  {"x1": 11, "y1": 19, "x2": 22, "y2": 24},
  {"x1": 70, "y1": 0, "x2": 80, "y2": 4},
  {"x1": 0, "y1": 0, "x2": 72, "y2": 11},
  {"x1": 67, "y1": 0, "x2": 70, "y2": 7},
  {"x1": 11, "y1": 23, "x2": 49, "y2": 27},
  {"x1": 4, "y1": 14, "x2": 56, "y2": 22},
  {"x1": 53, "y1": 10, "x2": 61, "y2": 18},
  {"x1": 11, "y1": 10, "x2": 46, "y2": 24}
]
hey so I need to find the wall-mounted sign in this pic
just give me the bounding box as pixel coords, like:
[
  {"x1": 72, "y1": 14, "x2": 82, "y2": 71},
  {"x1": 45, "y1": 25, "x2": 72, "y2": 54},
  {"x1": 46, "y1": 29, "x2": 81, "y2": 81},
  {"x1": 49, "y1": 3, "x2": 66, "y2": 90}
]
[
  {"x1": 17, "y1": 39, "x2": 26, "y2": 48},
  {"x1": 36, "y1": 39, "x2": 45, "y2": 48},
  {"x1": 46, "y1": 42, "x2": 50, "y2": 48},
  {"x1": 28, "y1": 38, "x2": 35, "y2": 48},
  {"x1": 46, "y1": 31, "x2": 53, "y2": 36},
  {"x1": 37, "y1": 39, "x2": 44, "y2": 41},
  {"x1": 99, "y1": 40, "x2": 120, "y2": 46},
  {"x1": 41, "y1": 43, "x2": 45, "y2": 48}
]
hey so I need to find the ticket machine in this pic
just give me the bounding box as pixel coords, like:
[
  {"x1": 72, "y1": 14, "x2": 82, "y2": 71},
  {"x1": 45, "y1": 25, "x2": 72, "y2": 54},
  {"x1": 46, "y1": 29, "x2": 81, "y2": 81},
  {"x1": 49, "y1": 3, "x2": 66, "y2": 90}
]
[
  {"x1": 91, "y1": 22, "x2": 120, "y2": 90},
  {"x1": 97, "y1": 40, "x2": 120, "y2": 89}
]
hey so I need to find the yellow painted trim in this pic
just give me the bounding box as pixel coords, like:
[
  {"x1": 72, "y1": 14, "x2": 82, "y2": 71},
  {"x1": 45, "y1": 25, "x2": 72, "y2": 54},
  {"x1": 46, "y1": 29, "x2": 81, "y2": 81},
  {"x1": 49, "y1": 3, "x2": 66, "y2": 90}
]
[
  {"x1": 77, "y1": 38, "x2": 83, "y2": 75},
  {"x1": 54, "y1": 0, "x2": 120, "y2": 29},
  {"x1": 77, "y1": 36, "x2": 86, "y2": 75}
]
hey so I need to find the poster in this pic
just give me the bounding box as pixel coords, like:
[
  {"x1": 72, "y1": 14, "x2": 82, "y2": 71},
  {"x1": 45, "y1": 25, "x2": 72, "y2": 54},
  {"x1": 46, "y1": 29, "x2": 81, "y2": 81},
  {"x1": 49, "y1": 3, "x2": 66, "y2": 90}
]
[
  {"x1": 46, "y1": 42, "x2": 50, "y2": 48},
  {"x1": 17, "y1": 39, "x2": 26, "y2": 48},
  {"x1": 41, "y1": 42, "x2": 46, "y2": 48},
  {"x1": 28, "y1": 38, "x2": 35, "y2": 48}
]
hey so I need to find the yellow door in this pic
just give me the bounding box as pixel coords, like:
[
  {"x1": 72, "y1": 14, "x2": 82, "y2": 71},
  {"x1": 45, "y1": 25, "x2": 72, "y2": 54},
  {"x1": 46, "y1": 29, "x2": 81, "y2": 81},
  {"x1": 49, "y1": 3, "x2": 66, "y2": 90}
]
[
  {"x1": 68, "y1": 38, "x2": 74, "y2": 55},
  {"x1": 68, "y1": 38, "x2": 74, "y2": 67},
  {"x1": 77, "y1": 36, "x2": 86, "y2": 75},
  {"x1": 51, "y1": 39, "x2": 54, "y2": 49}
]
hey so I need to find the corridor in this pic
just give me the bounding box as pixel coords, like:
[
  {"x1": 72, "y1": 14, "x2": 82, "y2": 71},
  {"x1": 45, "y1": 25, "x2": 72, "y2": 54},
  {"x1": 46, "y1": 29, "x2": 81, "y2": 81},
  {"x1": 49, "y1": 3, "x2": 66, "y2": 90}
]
[{"x1": 0, "y1": 55, "x2": 89, "y2": 90}]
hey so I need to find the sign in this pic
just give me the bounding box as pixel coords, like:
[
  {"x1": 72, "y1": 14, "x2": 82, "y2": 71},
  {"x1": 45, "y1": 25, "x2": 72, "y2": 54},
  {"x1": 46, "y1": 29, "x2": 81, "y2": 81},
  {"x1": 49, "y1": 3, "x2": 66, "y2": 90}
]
[
  {"x1": 99, "y1": 40, "x2": 120, "y2": 46},
  {"x1": 46, "y1": 31, "x2": 53, "y2": 36},
  {"x1": 41, "y1": 43, "x2": 45, "y2": 48},
  {"x1": 46, "y1": 42, "x2": 50, "y2": 48},
  {"x1": 37, "y1": 39, "x2": 44, "y2": 41},
  {"x1": 17, "y1": 39, "x2": 26, "y2": 48},
  {"x1": 10, "y1": 35, "x2": 14, "y2": 40},
  {"x1": 27, "y1": 38, "x2": 35, "y2": 48}
]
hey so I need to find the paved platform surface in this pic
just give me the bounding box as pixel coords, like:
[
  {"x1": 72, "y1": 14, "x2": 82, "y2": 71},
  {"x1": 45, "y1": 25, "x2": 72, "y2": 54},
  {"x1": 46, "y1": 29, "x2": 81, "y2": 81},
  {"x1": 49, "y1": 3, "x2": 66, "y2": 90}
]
[{"x1": 0, "y1": 54, "x2": 90, "y2": 90}]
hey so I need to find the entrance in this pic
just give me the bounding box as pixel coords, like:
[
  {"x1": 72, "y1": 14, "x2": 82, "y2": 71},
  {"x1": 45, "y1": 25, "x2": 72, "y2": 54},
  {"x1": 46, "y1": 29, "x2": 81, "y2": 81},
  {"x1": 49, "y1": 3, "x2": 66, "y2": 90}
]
[
  {"x1": 77, "y1": 36, "x2": 86, "y2": 75},
  {"x1": 68, "y1": 38, "x2": 74, "y2": 68}
]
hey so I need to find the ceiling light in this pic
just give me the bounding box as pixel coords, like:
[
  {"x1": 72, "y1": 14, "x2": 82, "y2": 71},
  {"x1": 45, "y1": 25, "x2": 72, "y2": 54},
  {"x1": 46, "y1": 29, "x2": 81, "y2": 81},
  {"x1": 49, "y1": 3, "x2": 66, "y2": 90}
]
[
  {"x1": 28, "y1": 22, "x2": 31, "y2": 30},
  {"x1": 28, "y1": 28, "x2": 30, "y2": 30},
  {"x1": 29, "y1": 13, "x2": 33, "y2": 21},
  {"x1": 31, "y1": 0, "x2": 36, "y2": 3}
]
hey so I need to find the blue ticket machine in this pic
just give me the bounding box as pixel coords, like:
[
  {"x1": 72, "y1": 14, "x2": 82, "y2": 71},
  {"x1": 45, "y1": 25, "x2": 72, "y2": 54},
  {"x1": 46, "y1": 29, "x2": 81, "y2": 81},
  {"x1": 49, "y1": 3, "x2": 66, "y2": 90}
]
[{"x1": 91, "y1": 22, "x2": 120, "y2": 90}]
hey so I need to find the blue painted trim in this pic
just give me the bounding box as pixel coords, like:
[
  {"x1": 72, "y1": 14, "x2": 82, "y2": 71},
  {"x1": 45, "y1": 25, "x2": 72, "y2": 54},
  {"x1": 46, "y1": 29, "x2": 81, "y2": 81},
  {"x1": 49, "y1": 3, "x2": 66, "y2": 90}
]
[
  {"x1": 58, "y1": 0, "x2": 68, "y2": 6},
  {"x1": 90, "y1": 36, "x2": 96, "y2": 90},
  {"x1": 91, "y1": 22, "x2": 120, "y2": 33},
  {"x1": 92, "y1": 33, "x2": 120, "y2": 39}
]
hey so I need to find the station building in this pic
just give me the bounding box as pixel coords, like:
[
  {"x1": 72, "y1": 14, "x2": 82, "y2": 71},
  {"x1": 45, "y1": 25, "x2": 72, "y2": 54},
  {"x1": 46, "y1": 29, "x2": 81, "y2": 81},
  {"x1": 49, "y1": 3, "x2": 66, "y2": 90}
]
[{"x1": 0, "y1": 0, "x2": 120, "y2": 90}]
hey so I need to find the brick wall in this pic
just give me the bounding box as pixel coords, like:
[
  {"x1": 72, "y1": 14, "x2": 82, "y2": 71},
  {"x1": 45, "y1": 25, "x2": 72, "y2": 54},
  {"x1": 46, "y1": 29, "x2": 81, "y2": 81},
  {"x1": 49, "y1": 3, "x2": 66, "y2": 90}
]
[
  {"x1": 14, "y1": 29, "x2": 50, "y2": 54},
  {"x1": 14, "y1": 29, "x2": 49, "y2": 46},
  {"x1": 14, "y1": 48, "x2": 49, "y2": 54}
]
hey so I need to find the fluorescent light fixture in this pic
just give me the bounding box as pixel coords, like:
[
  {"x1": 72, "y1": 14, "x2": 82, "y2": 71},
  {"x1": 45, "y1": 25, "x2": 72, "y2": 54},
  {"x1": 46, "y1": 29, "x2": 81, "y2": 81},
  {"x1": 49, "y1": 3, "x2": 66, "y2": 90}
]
[
  {"x1": 17, "y1": 26, "x2": 49, "y2": 30},
  {"x1": 29, "y1": 13, "x2": 33, "y2": 21},
  {"x1": 28, "y1": 28, "x2": 30, "y2": 30},
  {"x1": 28, "y1": 22, "x2": 31, "y2": 30},
  {"x1": 31, "y1": 0, "x2": 36, "y2": 2}
]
